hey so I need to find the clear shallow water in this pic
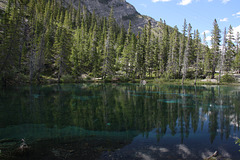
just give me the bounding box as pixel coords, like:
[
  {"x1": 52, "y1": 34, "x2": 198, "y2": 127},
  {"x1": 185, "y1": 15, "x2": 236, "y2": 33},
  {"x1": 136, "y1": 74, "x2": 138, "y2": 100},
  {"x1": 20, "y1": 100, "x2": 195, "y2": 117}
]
[{"x1": 0, "y1": 83, "x2": 240, "y2": 160}]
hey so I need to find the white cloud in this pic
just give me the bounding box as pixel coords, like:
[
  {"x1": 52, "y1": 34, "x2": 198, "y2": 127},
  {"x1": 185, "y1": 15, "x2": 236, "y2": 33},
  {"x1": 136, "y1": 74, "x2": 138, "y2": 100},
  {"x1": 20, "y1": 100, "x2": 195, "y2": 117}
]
[
  {"x1": 206, "y1": 36, "x2": 211, "y2": 41},
  {"x1": 202, "y1": 30, "x2": 210, "y2": 35},
  {"x1": 220, "y1": 18, "x2": 228, "y2": 22},
  {"x1": 233, "y1": 25, "x2": 240, "y2": 38},
  {"x1": 152, "y1": 0, "x2": 171, "y2": 2},
  {"x1": 222, "y1": 0, "x2": 230, "y2": 4},
  {"x1": 208, "y1": 0, "x2": 213, "y2": 2},
  {"x1": 177, "y1": 0, "x2": 192, "y2": 6},
  {"x1": 232, "y1": 11, "x2": 240, "y2": 18}
]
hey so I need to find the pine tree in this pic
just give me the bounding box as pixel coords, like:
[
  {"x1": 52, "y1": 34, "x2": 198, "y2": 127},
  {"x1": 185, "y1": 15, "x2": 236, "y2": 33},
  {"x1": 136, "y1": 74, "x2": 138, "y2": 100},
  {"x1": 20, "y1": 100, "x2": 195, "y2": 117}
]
[
  {"x1": 102, "y1": 8, "x2": 116, "y2": 78},
  {"x1": 167, "y1": 26, "x2": 179, "y2": 78},
  {"x1": 236, "y1": 32, "x2": 240, "y2": 55},
  {"x1": 210, "y1": 19, "x2": 221, "y2": 79},
  {"x1": 203, "y1": 32, "x2": 211, "y2": 76},
  {"x1": 129, "y1": 34, "x2": 136, "y2": 79},
  {"x1": 121, "y1": 21, "x2": 132, "y2": 77},
  {"x1": 178, "y1": 19, "x2": 187, "y2": 76},
  {"x1": 89, "y1": 22, "x2": 99, "y2": 77},
  {"x1": 182, "y1": 23, "x2": 192, "y2": 85},
  {"x1": 141, "y1": 25, "x2": 147, "y2": 78},
  {"x1": 194, "y1": 30, "x2": 201, "y2": 85},
  {"x1": 225, "y1": 25, "x2": 235, "y2": 72},
  {"x1": 145, "y1": 20, "x2": 153, "y2": 77},
  {"x1": 0, "y1": 0, "x2": 22, "y2": 84},
  {"x1": 219, "y1": 28, "x2": 227, "y2": 82},
  {"x1": 234, "y1": 32, "x2": 240, "y2": 73},
  {"x1": 115, "y1": 26, "x2": 125, "y2": 71},
  {"x1": 152, "y1": 36, "x2": 161, "y2": 77},
  {"x1": 75, "y1": 2, "x2": 81, "y2": 27},
  {"x1": 161, "y1": 21, "x2": 170, "y2": 73},
  {"x1": 70, "y1": 27, "x2": 81, "y2": 79},
  {"x1": 53, "y1": 11, "x2": 72, "y2": 83},
  {"x1": 135, "y1": 32, "x2": 144, "y2": 78}
]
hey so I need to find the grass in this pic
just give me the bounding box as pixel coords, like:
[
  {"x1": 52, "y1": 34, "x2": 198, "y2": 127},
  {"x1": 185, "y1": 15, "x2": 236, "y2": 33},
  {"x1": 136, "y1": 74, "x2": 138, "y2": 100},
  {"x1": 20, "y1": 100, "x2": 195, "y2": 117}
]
[{"x1": 2, "y1": 73, "x2": 240, "y2": 86}]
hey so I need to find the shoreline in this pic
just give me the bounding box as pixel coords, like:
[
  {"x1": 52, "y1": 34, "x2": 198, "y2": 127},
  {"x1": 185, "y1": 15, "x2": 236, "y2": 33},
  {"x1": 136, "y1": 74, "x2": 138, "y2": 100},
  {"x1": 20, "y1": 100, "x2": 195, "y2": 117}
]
[{"x1": 2, "y1": 77, "x2": 240, "y2": 87}]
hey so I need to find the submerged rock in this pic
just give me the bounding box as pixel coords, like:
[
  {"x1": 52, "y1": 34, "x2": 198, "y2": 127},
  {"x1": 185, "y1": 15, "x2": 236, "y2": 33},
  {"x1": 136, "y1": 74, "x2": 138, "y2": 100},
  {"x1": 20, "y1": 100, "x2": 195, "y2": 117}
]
[
  {"x1": 15, "y1": 139, "x2": 31, "y2": 155},
  {"x1": 52, "y1": 148, "x2": 74, "y2": 159}
]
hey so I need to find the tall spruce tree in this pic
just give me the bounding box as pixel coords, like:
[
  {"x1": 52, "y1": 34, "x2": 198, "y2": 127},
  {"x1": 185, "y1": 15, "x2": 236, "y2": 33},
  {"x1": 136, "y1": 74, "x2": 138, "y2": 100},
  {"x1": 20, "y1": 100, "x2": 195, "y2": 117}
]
[
  {"x1": 182, "y1": 23, "x2": 192, "y2": 85},
  {"x1": 152, "y1": 36, "x2": 161, "y2": 77},
  {"x1": 53, "y1": 11, "x2": 72, "y2": 83},
  {"x1": 225, "y1": 25, "x2": 235, "y2": 72},
  {"x1": 234, "y1": 32, "x2": 240, "y2": 72},
  {"x1": 121, "y1": 21, "x2": 132, "y2": 77},
  {"x1": 210, "y1": 19, "x2": 221, "y2": 79},
  {"x1": 178, "y1": 19, "x2": 187, "y2": 77},
  {"x1": 203, "y1": 32, "x2": 211, "y2": 76},
  {"x1": 219, "y1": 27, "x2": 227, "y2": 82},
  {"x1": 102, "y1": 8, "x2": 115, "y2": 78},
  {"x1": 167, "y1": 26, "x2": 179, "y2": 78},
  {"x1": 161, "y1": 21, "x2": 170, "y2": 73},
  {"x1": 194, "y1": 30, "x2": 201, "y2": 85},
  {"x1": 145, "y1": 20, "x2": 153, "y2": 77}
]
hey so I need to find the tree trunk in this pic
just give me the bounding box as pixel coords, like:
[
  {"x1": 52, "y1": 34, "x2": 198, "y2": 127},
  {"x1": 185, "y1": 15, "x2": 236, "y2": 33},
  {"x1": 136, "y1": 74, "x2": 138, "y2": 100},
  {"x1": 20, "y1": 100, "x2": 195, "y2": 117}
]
[{"x1": 211, "y1": 67, "x2": 215, "y2": 79}]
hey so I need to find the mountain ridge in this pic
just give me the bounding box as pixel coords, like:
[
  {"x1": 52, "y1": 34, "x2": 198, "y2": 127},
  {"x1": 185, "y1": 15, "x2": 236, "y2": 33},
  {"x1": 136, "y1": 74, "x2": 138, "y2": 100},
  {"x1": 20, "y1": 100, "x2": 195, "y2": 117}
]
[{"x1": 62, "y1": 0, "x2": 158, "y2": 34}]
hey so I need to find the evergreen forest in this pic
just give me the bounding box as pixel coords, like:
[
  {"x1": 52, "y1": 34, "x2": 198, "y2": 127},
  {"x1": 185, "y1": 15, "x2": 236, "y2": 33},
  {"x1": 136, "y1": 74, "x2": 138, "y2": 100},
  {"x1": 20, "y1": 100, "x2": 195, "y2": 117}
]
[{"x1": 0, "y1": 0, "x2": 240, "y2": 86}]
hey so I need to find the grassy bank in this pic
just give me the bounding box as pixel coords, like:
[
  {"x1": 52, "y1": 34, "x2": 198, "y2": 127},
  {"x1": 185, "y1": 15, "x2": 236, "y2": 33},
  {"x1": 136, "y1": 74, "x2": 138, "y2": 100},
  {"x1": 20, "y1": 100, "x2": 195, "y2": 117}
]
[{"x1": 1, "y1": 74, "x2": 239, "y2": 87}]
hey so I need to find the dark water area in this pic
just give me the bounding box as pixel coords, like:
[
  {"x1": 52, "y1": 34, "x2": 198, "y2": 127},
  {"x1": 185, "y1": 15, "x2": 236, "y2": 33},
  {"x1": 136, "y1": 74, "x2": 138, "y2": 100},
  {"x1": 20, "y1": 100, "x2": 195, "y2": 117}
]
[{"x1": 0, "y1": 83, "x2": 240, "y2": 160}]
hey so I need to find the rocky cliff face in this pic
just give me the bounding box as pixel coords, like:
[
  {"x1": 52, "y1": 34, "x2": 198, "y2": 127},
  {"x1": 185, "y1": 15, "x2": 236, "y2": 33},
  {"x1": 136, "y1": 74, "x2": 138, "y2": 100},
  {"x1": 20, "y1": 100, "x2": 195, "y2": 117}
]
[{"x1": 64, "y1": 0, "x2": 158, "y2": 34}]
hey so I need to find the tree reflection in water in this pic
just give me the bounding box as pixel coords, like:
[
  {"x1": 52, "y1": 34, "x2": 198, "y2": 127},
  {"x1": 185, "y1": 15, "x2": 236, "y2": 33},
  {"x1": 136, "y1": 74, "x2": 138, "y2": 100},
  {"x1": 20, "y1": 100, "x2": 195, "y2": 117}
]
[{"x1": 0, "y1": 84, "x2": 240, "y2": 159}]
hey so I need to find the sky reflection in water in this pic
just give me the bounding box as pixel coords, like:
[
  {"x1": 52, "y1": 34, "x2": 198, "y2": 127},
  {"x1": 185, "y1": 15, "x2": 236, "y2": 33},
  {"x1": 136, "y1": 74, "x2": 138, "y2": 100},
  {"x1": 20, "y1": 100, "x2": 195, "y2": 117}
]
[{"x1": 0, "y1": 84, "x2": 240, "y2": 159}]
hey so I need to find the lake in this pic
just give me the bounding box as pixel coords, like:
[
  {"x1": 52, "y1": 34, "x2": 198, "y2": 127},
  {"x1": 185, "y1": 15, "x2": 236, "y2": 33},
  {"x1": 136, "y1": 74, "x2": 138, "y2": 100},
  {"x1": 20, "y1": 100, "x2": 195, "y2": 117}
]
[{"x1": 0, "y1": 83, "x2": 240, "y2": 160}]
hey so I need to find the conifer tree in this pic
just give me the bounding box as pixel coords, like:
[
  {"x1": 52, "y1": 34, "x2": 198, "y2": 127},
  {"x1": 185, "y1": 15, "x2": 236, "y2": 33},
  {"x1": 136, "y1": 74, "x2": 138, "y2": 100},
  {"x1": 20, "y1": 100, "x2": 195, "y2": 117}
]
[
  {"x1": 75, "y1": 2, "x2": 81, "y2": 27},
  {"x1": 129, "y1": 34, "x2": 136, "y2": 79},
  {"x1": 141, "y1": 26, "x2": 147, "y2": 78},
  {"x1": 53, "y1": 11, "x2": 72, "y2": 82},
  {"x1": 210, "y1": 19, "x2": 221, "y2": 79},
  {"x1": 234, "y1": 32, "x2": 240, "y2": 72},
  {"x1": 203, "y1": 32, "x2": 211, "y2": 76},
  {"x1": 161, "y1": 21, "x2": 170, "y2": 73},
  {"x1": 121, "y1": 21, "x2": 132, "y2": 77},
  {"x1": 236, "y1": 32, "x2": 240, "y2": 55},
  {"x1": 225, "y1": 25, "x2": 235, "y2": 72},
  {"x1": 182, "y1": 23, "x2": 192, "y2": 85},
  {"x1": 70, "y1": 27, "x2": 81, "y2": 79},
  {"x1": 194, "y1": 30, "x2": 201, "y2": 85},
  {"x1": 219, "y1": 27, "x2": 227, "y2": 82},
  {"x1": 178, "y1": 19, "x2": 187, "y2": 76},
  {"x1": 152, "y1": 36, "x2": 161, "y2": 77},
  {"x1": 89, "y1": 22, "x2": 99, "y2": 77},
  {"x1": 135, "y1": 32, "x2": 144, "y2": 78},
  {"x1": 145, "y1": 20, "x2": 153, "y2": 77},
  {"x1": 102, "y1": 8, "x2": 116, "y2": 78},
  {"x1": 167, "y1": 26, "x2": 179, "y2": 78},
  {"x1": 0, "y1": 0, "x2": 22, "y2": 84},
  {"x1": 115, "y1": 26, "x2": 125, "y2": 70}
]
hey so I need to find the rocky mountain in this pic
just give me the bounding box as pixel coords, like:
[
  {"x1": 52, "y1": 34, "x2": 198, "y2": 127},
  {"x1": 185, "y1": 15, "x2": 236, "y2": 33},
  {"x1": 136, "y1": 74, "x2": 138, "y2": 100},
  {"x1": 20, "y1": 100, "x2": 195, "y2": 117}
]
[
  {"x1": 0, "y1": 0, "x2": 160, "y2": 33},
  {"x1": 63, "y1": 0, "x2": 158, "y2": 34}
]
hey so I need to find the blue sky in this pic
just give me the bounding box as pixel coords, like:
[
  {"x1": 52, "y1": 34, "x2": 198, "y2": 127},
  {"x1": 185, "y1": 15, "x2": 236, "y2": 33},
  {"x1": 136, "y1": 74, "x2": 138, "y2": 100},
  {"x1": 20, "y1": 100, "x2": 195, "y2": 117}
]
[{"x1": 126, "y1": 0, "x2": 240, "y2": 44}]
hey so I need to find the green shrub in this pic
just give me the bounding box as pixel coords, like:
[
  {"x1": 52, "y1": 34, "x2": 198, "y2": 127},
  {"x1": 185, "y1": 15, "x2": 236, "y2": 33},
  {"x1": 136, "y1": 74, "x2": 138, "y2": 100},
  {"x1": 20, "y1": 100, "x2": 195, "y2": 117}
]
[
  {"x1": 61, "y1": 74, "x2": 74, "y2": 83},
  {"x1": 220, "y1": 74, "x2": 236, "y2": 83},
  {"x1": 236, "y1": 138, "x2": 240, "y2": 152}
]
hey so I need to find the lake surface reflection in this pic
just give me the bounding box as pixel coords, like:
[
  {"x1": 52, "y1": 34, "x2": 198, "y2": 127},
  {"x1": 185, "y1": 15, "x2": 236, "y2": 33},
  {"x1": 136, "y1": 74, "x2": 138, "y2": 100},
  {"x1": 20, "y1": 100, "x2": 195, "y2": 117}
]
[{"x1": 0, "y1": 83, "x2": 240, "y2": 159}]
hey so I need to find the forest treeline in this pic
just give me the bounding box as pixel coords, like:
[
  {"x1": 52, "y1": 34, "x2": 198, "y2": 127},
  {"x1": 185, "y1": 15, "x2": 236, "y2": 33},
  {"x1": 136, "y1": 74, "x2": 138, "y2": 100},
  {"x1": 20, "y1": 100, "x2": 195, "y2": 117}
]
[{"x1": 0, "y1": 0, "x2": 240, "y2": 85}]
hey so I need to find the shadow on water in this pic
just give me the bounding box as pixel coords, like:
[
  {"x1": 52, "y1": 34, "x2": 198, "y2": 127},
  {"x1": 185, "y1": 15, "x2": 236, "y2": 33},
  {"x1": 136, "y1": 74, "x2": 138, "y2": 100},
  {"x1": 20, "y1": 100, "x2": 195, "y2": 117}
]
[{"x1": 0, "y1": 83, "x2": 240, "y2": 159}]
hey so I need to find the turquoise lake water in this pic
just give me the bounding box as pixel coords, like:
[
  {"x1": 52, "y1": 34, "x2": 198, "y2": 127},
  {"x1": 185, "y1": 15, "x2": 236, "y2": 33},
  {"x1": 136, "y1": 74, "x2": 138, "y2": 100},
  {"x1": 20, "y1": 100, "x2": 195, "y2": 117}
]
[{"x1": 0, "y1": 83, "x2": 240, "y2": 159}]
